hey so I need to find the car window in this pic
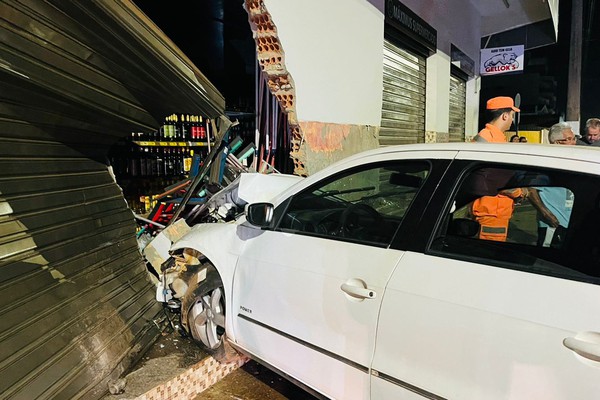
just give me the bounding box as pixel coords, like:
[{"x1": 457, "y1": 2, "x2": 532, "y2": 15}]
[
  {"x1": 277, "y1": 161, "x2": 430, "y2": 246},
  {"x1": 429, "y1": 164, "x2": 600, "y2": 284}
]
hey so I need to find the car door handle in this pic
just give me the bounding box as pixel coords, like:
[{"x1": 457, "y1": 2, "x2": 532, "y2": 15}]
[
  {"x1": 563, "y1": 331, "x2": 600, "y2": 362},
  {"x1": 341, "y1": 279, "x2": 377, "y2": 300}
]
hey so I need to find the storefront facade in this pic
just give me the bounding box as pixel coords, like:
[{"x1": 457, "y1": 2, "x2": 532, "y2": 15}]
[{"x1": 255, "y1": 0, "x2": 481, "y2": 175}]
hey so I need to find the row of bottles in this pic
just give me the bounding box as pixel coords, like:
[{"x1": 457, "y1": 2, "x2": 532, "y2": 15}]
[
  {"x1": 125, "y1": 178, "x2": 183, "y2": 215},
  {"x1": 131, "y1": 114, "x2": 212, "y2": 142},
  {"x1": 111, "y1": 146, "x2": 197, "y2": 177}
]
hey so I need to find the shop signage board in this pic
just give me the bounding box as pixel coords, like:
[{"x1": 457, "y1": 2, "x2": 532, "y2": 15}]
[
  {"x1": 480, "y1": 45, "x2": 524, "y2": 76},
  {"x1": 385, "y1": 0, "x2": 437, "y2": 53}
]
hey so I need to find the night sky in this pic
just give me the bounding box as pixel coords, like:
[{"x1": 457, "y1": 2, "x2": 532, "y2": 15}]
[{"x1": 134, "y1": 1, "x2": 256, "y2": 112}]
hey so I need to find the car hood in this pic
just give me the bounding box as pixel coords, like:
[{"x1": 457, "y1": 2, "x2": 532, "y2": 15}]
[{"x1": 207, "y1": 172, "x2": 303, "y2": 211}]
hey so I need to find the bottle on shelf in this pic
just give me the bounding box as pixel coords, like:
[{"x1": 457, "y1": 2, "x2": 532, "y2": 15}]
[
  {"x1": 183, "y1": 148, "x2": 192, "y2": 173},
  {"x1": 139, "y1": 147, "x2": 148, "y2": 176},
  {"x1": 180, "y1": 114, "x2": 188, "y2": 141},
  {"x1": 129, "y1": 145, "x2": 140, "y2": 177},
  {"x1": 190, "y1": 116, "x2": 197, "y2": 140},
  {"x1": 199, "y1": 116, "x2": 206, "y2": 140},
  {"x1": 173, "y1": 114, "x2": 180, "y2": 141}
]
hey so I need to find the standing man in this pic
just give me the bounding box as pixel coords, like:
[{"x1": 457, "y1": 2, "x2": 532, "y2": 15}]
[
  {"x1": 529, "y1": 122, "x2": 576, "y2": 247},
  {"x1": 473, "y1": 96, "x2": 520, "y2": 143},
  {"x1": 577, "y1": 118, "x2": 600, "y2": 146},
  {"x1": 471, "y1": 96, "x2": 525, "y2": 241}
]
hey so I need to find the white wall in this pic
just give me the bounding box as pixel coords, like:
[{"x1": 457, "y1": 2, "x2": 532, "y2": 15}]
[
  {"x1": 263, "y1": 0, "x2": 384, "y2": 126},
  {"x1": 264, "y1": 0, "x2": 483, "y2": 137}
]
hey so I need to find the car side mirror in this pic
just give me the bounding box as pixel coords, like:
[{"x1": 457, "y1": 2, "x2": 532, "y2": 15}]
[{"x1": 245, "y1": 203, "x2": 274, "y2": 228}]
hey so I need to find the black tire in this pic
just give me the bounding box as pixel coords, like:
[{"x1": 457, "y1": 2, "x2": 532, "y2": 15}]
[{"x1": 181, "y1": 263, "x2": 226, "y2": 356}]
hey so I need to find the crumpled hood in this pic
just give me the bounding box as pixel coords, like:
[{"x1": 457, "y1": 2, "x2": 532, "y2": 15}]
[{"x1": 207, "y1": 172, "x2": 303, "y2": 210}]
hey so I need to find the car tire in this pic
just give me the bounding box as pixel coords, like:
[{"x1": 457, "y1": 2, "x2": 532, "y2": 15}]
[{"x1": 181, "y1": 263, "x2": 227, "y2": 359}]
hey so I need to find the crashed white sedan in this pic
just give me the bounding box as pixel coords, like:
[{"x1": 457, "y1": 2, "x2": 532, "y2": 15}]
[{"x1": 155, "y1": 143, "x2": 600, "y2": 400}]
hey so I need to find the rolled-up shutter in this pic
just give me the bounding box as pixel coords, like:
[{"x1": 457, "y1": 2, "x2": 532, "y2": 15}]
[
  {"x1": 449, "y1": 74, "x2": 467, "y2": 142},
  {"x1": 380, "y1": 39, "x2": 426, "y2": 146},
  {"x1": 0, "y1": 1, "x2": 225, "y2": 398}
]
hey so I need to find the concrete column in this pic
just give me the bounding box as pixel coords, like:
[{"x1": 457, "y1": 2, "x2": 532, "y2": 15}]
[{"x1": 425, "y1": 51, "x2": 450, "y2": 142}]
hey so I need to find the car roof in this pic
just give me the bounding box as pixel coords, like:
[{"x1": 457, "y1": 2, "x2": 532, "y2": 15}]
[{"x1": 345, "y1": 143, "x2": 600, "y2": 165}]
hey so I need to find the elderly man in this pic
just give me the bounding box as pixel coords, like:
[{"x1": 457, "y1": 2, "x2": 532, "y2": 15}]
[
  {"x1": 577, "y1": 118, "x2": 600, "y2": 146},
  {"x1": 528, "y1": 122, "x2": 575, "y2": 247}
]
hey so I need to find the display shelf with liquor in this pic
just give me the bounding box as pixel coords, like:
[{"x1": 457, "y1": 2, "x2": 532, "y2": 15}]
[{"x1": 108, "y1": 113, "x2": 216, "y2": 217}]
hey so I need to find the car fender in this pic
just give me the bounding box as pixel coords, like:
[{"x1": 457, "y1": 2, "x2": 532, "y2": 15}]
[{"x1": 170, "y1": 221, "x2": 255, "y2": 342}]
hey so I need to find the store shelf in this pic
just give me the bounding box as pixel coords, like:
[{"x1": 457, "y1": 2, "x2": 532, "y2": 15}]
[{"x1": 133, "y1": 141, "x2": 214, "y2": 147}]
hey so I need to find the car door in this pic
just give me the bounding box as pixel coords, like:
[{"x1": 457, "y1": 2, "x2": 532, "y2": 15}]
[
  {"x1": 232, "y1": 154, "x2": 453, "y2": 399},
  {"x1": 371, "y1": 154, "x2": 600, "y2": 399}
]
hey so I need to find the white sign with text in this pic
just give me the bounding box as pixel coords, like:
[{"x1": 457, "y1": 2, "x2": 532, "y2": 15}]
[{"x1": 480, "y1": 45, "x2": 524, "y2": 76}]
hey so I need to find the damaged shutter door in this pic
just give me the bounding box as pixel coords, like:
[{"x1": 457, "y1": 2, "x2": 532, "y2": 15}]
[
  {"x1": 449, "y1": 74, "x2": 467, "y2": 142},
  {"x1": 380, "y1": 39, "x2": 426, "y2": 146}
]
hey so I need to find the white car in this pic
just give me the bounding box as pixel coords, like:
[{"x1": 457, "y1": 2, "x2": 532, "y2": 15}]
[{"x1": 164, "y1": 143, "x2": 600, "y2": 400}]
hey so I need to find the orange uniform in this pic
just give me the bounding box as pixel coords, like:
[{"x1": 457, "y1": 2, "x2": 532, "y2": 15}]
[
  {"x1": 473, "y1": 123, "x2": 507, "y2": 143},
  {"x1": 472, "y1": 189, "x2": 523, "y2": 241},
  {"x1": 472, "y1": 120, "x2": 516, "y2": 241}
]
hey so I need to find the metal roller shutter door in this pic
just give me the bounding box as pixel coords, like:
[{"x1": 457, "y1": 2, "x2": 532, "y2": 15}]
[
  {"x1": 380, "y1": 40, "x2": 426, "y2": 146},
  {"x1": 449, "y1": 74, "x2": 467, "y2": 142},
  {"x1": 0, "y1": 1, "x2": 226, "y2": 398}
]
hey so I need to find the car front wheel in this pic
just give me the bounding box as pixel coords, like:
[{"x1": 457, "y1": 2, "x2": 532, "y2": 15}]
[{"x1": 182, "y1": 264, "x2": 226, "y2": 355}]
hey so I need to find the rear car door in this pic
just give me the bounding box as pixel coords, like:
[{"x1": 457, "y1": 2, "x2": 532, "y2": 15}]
[
  {"x1": 232, "y1": 152, "x2": 454, "y2": 399},
  {"x1": 372, "y1": 153, "x2": 600, "y2": 399}
]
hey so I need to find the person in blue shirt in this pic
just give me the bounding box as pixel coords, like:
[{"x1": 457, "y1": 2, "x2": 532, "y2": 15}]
[{"x1": 528, "y1": 122, "x2": 575, "y2": 247}]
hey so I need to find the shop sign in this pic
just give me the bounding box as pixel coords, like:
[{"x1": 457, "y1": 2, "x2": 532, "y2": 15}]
[
  {"x1": 451, "y1": 44, "x2": 475, "y2": 77},
  {"x1": 386, "y1": 0, "x2": 437, "y2": 52},
  {"x1": 480, "y1": 45, "x2": 524, "y2": 76}
]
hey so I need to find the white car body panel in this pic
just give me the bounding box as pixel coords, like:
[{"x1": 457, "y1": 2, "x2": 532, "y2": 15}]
[
  {"x1": 167, "y1": 144, "x2": 600, "y2": 399},
  {"x1": 373, "y1": 251, "x2": 600, "y2": 399},
  {"x1": 235, "y1": 172, "x2": 303, "y2": 203},
  {"x1": 206, "y1": 172, "x2": 304, "y2": 209},
  {"x1": 233, "y1": 228, "x2": 405, "y2": 399}
]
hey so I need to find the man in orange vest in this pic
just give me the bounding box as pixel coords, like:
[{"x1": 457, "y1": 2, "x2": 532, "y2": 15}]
[
  {"x1": 471, "y1": 96, "x2": 526, "y2": 241},
  {"x1": 473, "y1": 96, "x2": 519, "y2": 143}
]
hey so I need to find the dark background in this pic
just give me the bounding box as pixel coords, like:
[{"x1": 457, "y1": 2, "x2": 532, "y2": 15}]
[
  {"x1": 135, "y1": 1, "x2": 599, "y2": 134},
  {"x1": 480, "y1": 0, "x2": 600, "y2": 132},
  {"x1": 135, "y1": 0, "x2": 256, "y2": 114}
]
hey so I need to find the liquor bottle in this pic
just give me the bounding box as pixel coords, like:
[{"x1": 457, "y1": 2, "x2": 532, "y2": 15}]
[
  {"x1": 173, "y1": 114, "x2": 180, "y2": 141},
  {"x1": 156, "y1": 147, "x2": 163, "y2": 176},
  {"x1": 164, "y1": 116, "x2": 169, "y2": 141},
  {"x1": 148, "y1": 147, "x2": 157, "y2": 176},
  {"x1": 157, "y1": 147, "x2": 165, "y2": 176},
  {"x1": 139, "y1": 147, "x2": 147, "y2": 176},
  {"x1": 172, "y1": 148, "x2": 179, "y2": 175},
  {"x1": 180, "y1": 114, "x2": 188, "y2": 141},
  {"x1": 183, "y1": 148, "x2": 193, "y2": 173},
  {"x1": 190, "y1": 116, "x2": 196, "y2": 140},
  {"x1": 168, "y1": 115, "x2": 175, "y2": 142},
  {"x1": 164, "y1": 148, "x2": 174, "y2": 175},
  {"x1": 129, "y1": 145, "x2": 139, "y2": 177},
  {"x1": 162, "y1": 116, "x2": 169, "y2": 141},
  {"x1": 199, "y1": 116, "x2": 206, "y2": 140},
  {"x1": 174, "y1": 147, "x2": 182, "y2": 175}
]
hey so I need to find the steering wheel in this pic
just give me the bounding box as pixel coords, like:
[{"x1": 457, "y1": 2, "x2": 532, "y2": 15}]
[{"x1": 336, "y1": 203, "x2": 381, "y2": 238}]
